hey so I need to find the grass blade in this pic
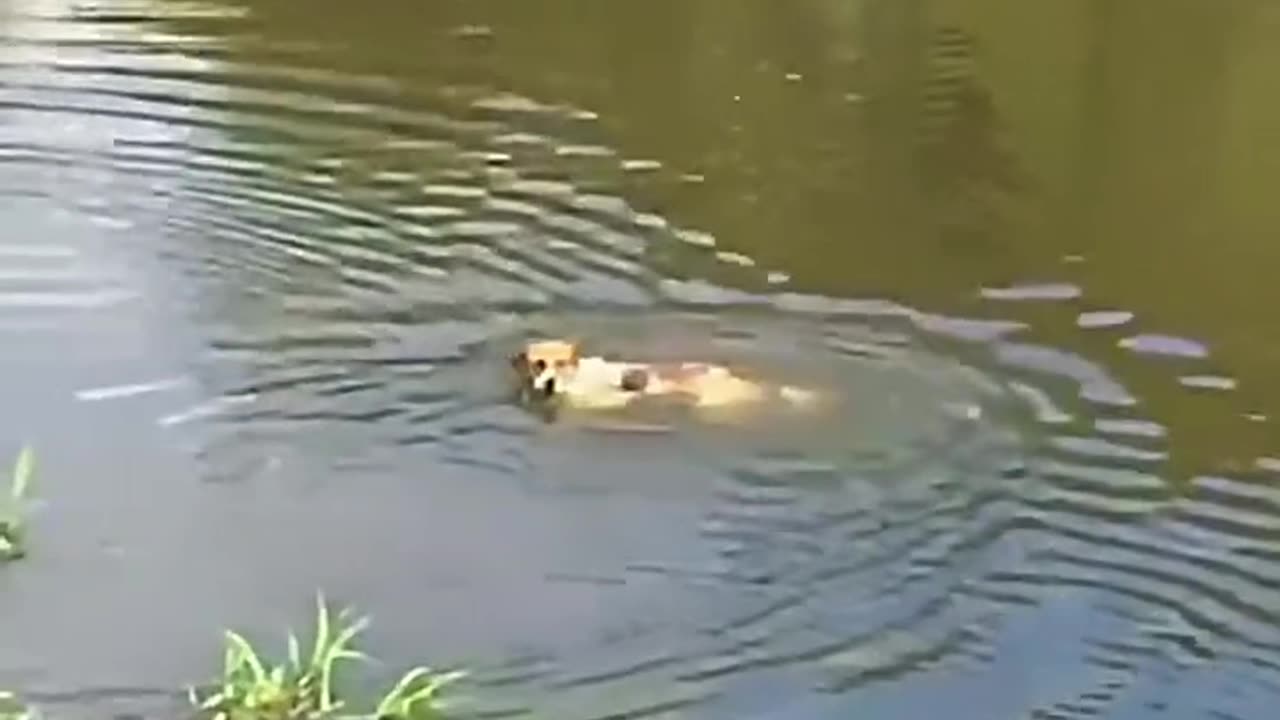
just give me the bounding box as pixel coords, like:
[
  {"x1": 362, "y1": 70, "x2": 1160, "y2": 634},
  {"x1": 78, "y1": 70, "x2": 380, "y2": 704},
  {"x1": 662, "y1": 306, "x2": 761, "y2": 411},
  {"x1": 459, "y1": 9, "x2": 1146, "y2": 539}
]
[
  {"x1": 188, "y1": 599, "x2": 467, "y2": 720},
  {"x1": 10, "y1": 446, "x2": 33, "y2": 503},
  {"x1": 288, "y1": 631, "x2": 302, "y2": 672},
  {"x1": 224, "y1": 630, "x2": 267, "y2": 683},
  {"x1": 310, "y1": 593, "x2": 332, "y2": 671},
  {"x1": 376, "y1": 667, "x2": 466, "y2": 717},
  {"x1": 319, "y1": 626, "x2": 368, "y2": 709}
]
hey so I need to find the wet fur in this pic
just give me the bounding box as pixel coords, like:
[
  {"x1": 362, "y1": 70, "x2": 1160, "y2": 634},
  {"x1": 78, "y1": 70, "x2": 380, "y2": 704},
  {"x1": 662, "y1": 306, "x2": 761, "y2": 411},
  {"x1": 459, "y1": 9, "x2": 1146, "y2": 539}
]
[{"x1": 510, "y1": 339, "x2": 817, "y2": 416}]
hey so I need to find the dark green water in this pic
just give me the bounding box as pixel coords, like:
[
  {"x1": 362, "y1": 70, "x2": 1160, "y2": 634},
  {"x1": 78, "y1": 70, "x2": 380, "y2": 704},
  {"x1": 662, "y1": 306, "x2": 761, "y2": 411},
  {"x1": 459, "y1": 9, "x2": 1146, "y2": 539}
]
[{"x1": 2, "y1": 1, "x2": 1280, "y2": 718}]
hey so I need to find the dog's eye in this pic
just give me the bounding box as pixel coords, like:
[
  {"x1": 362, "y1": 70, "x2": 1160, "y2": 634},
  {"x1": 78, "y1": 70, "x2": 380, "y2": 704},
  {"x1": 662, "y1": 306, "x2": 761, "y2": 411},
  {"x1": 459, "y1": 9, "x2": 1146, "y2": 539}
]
[
  {"x1": 532, "y1": 359, "x2": 546, "y2": 372},
  {"x1": 555, "y1": 360, "x2": 567, "y2": 368}
]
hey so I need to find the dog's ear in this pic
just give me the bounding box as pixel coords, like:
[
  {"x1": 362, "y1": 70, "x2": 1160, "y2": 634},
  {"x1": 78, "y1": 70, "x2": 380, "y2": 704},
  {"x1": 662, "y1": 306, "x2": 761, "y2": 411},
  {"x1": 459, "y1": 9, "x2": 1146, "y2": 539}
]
[{"x1": 510, "y1": 351, "x2": 528, "y2": 370}]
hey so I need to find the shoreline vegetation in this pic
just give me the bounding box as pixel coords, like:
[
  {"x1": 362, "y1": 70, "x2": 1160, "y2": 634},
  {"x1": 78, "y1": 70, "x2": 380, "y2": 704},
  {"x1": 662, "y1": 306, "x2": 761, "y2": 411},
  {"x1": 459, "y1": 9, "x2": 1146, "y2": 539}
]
[
  {"x1": 0, "y1": 446, "x2": 33, "y2": 562},
  {"x1": 0, "y1": 692, "x2": 34, "y2": 720},
  {"x1": 0, "y1": 449, "x2": 466, "y2": 720},
  {"x1": 188, "y1": 594, "x2": 465, "y2": 720}
]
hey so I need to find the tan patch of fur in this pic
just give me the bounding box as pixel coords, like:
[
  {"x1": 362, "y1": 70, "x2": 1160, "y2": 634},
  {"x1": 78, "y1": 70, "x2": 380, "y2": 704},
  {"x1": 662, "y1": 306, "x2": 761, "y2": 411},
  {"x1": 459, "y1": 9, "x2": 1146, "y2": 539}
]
[{"x1": 513, "y1": 338, "x2": 821, "y2": 418}]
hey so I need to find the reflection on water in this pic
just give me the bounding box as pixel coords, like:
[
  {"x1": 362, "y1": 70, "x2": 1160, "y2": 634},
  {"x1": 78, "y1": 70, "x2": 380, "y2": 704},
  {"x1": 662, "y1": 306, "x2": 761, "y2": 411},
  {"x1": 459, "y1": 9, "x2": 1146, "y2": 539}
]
[{"x1": 1, "y1": 0, "x2": 1280, "y2": 718}]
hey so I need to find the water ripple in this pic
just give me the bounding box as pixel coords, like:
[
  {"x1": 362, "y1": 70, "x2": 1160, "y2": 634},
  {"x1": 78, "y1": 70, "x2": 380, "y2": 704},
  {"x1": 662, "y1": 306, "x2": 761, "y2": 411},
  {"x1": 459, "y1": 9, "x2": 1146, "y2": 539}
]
[{"x1": 1, "y1": 6, "x2": 1277, "y2": 720}]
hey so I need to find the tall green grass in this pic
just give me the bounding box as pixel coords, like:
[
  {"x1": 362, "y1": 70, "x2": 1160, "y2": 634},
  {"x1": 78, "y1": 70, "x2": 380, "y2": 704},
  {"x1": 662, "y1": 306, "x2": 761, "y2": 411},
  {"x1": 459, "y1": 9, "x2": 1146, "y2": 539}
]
[
  {"x1": 0, "y1": 447, "x2": 465, "y2": 719},
  {"x1": 0, "y1": 691, "x2": 36, "y2": 720},
  {"x1": 0, "y1": 446, "x2": 34, "y2": 561},
  {"x1": 1, "y1": 448, "x2": 37, "y2": 717},
  {"x1": 189, "y1": 594, "x2": 464, "y2": 720}
]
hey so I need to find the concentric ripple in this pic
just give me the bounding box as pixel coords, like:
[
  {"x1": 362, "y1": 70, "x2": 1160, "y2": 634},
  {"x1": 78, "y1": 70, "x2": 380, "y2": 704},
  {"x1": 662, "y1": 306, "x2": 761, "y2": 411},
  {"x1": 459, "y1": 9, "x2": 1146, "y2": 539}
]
[{"x1": 1, "y1": 4, "x2": 1279, "y2": 720}]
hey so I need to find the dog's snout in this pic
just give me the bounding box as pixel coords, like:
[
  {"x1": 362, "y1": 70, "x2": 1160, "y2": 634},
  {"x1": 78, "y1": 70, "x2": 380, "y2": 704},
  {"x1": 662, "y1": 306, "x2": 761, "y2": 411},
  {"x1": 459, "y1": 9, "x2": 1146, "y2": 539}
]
[{"x1": 528, "y1": 362, "x2": 558, "y2": 397}]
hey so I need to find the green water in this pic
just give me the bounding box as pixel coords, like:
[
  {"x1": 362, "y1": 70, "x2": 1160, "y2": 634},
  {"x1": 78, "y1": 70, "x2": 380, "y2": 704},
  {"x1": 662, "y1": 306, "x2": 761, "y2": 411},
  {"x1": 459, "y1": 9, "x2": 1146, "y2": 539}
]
[{"x1": 1, "y1": 1, "x2": 1279, "y2": 718}]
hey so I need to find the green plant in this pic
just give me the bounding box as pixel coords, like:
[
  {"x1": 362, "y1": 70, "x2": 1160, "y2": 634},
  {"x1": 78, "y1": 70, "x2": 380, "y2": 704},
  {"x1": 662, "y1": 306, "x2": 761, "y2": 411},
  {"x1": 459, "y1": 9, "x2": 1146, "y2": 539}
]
[
  {"x1": 372, "y1": 666, "x2": 464, "y2": 720},
  {"x1": 0, "y1": 446, "x2": 34, "y2": 561},
  {"x1": 0, "y1": 690, "x2": 36, "y2": 720},
  {"x1": 189, "y1": 594, "x2": 464, "y2": 720}
]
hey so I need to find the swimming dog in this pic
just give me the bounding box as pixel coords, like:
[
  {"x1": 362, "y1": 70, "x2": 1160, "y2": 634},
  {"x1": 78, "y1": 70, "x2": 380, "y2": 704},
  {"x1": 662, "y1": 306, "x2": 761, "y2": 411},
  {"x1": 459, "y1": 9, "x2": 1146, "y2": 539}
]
[{"x1": 510, "y1": 339, "x2": 817, "y2": 413}]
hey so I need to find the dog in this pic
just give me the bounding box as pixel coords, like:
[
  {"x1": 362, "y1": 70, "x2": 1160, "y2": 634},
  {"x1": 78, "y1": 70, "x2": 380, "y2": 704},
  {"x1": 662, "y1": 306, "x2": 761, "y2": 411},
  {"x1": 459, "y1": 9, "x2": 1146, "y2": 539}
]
[{"x1": 510, "y1": 339, "x2": 818, "y2": 414}]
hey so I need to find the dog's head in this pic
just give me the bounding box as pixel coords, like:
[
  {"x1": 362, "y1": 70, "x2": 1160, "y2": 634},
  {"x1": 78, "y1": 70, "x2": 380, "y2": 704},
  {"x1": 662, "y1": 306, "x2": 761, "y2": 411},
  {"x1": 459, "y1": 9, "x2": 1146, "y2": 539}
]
[{"x1": 511, "y1": 339, "x2": 580, "y2": 398}]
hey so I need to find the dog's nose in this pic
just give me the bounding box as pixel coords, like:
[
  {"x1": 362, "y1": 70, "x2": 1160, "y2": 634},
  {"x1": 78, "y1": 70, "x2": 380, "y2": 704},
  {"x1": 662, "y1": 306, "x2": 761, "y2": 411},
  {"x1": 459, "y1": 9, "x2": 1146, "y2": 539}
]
[{"x1": 541, "y1": 377, "x2": 557, "y2": 396}]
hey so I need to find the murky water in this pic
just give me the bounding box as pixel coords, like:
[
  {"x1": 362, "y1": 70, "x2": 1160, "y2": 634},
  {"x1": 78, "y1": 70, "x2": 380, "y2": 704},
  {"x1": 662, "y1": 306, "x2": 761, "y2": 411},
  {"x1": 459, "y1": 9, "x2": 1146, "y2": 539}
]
[{"x1": 2, "y1": 0, "x2": 1280, "y2": 718}]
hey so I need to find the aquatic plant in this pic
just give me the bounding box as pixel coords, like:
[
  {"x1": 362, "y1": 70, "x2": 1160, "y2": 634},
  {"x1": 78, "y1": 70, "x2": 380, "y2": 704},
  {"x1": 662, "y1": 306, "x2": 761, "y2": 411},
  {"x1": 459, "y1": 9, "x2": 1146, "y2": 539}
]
[
  {"x1": 0, "y1": 446, "x2": 34, "y2": 561},
  {"x1": 370, "y1": 667, "x2": 463, "y2": 720},
  {"x1": 188, "y1": 594, "x2": 464, "y2": 720},
  {"x1": 0, "y1": 691, "x2": 36, "y2": 720}
]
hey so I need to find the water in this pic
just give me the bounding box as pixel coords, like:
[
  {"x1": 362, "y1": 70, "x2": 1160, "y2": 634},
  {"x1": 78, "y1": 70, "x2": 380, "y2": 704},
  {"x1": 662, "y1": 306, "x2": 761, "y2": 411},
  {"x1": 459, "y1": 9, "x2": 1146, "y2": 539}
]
[{"x1": 1, "y1": 0, "x2": 1280, "y2": 718}]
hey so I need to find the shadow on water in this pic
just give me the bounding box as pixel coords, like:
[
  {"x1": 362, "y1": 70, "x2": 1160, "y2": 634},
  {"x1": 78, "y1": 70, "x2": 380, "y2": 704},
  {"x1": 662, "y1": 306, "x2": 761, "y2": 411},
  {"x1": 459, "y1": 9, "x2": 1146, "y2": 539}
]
[{"x1": 1, "y1": 0, "x2": 1280, "y2": 718}]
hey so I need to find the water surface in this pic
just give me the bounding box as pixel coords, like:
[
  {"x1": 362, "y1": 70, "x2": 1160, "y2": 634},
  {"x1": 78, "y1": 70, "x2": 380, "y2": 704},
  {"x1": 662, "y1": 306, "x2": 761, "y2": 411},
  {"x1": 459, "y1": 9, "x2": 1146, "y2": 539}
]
[{"x1": 2, "y1": 1, "x2": 1280, "y2": 719}]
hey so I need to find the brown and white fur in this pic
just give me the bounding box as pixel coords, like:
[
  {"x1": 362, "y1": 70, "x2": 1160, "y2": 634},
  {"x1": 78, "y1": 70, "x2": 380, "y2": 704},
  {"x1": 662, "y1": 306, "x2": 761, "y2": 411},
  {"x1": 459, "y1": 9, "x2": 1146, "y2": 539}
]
[{"x1": 511, "y1": 339, "x2": 817, "y2": 412}]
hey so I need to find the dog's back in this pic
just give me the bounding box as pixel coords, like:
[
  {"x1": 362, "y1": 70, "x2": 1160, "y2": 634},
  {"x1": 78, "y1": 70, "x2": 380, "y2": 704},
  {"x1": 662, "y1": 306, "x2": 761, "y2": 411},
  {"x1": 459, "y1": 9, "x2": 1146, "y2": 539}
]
[{"x1": 512, "y1": 339, "x2": 819, "y2": 416}]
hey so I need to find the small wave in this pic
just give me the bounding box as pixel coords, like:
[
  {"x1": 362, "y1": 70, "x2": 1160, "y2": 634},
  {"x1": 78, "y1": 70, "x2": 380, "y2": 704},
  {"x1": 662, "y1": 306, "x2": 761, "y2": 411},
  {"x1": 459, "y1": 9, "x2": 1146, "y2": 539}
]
[{"x1": 0, "y1": 6, "x2": 1275, "y2": 720}]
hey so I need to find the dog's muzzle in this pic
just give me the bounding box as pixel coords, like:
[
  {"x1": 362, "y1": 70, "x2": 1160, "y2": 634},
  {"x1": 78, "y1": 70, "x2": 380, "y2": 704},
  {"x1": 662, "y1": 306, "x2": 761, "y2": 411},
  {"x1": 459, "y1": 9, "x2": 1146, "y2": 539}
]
[{"x1": 532, "y1": 365, "x2": 558, "y2": 397}]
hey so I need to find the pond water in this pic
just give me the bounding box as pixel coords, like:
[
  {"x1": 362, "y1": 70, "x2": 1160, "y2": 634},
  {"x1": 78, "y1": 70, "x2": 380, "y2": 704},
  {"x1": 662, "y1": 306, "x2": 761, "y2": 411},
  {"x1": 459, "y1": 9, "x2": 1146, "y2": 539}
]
[{"x1": 2, "y1": 0, "x2": 1280, "y2": 718}]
